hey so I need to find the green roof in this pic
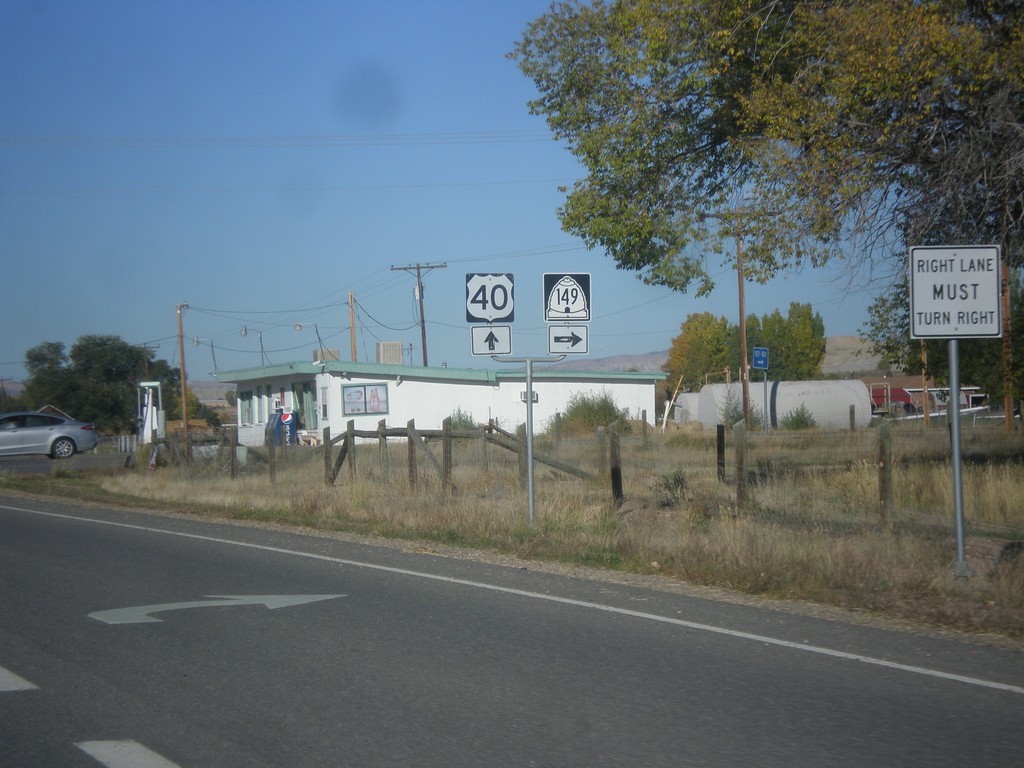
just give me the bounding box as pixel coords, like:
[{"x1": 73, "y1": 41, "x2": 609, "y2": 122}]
[{"x1": 216, "y1": 359, "x2": 665, "y2": 385}]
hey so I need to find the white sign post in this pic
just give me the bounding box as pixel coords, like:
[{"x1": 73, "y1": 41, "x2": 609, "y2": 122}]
[
  {"x1": 910, "y1": 245, "x2": 1001, "y2": 339},
  {"x1": 544, "y1": 272, "x2": 592, "y2": 356},
  {"x1": 544, "y1": 272, "x2": 591, "y2": 321},
  {"x1": 466, "y1": 273, "x2": 515, "y2": 357},
  {"x1": 547, "y1": 325, "x2": 588, "y2": 355},
  {"x1": 471, "y1": 325, "x2": 511, "y2": 356},
  {"x1": 909, "y1": 245, "x2": 1002, "y2": 577},
  {"x1": 466, "y1": 273, "x2": 515, "y2": 323}
]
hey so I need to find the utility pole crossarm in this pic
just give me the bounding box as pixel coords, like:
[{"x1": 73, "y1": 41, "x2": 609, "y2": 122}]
[{"x1": 390, "y1": 262, "x2": 447, "y2": 366}]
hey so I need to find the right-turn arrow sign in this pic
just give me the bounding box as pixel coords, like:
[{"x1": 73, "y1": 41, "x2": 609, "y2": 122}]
[{"x1": 548, "y1": 325, "x2": 589, "y2": 354}]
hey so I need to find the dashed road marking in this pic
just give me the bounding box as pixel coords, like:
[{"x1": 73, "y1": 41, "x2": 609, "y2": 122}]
[
  {"x1": 76, "y1": 740, "x2": 182, "y2": 768},
  {"x1": 0, "y1": 665, "x2": 38, "y2": 691}
]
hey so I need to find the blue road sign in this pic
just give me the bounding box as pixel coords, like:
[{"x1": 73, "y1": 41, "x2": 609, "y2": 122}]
[{"x1": 752, "y1": 347, "x2": 769, "y2": 370}]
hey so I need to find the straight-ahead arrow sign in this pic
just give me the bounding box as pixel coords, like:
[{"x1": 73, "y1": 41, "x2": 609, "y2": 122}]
[
  {"x1": 88, "y1": 594, "x2": 344, "y2": 625},
  {"x1": 470, "y1": 325, "x2": 511, "y2": 355}
]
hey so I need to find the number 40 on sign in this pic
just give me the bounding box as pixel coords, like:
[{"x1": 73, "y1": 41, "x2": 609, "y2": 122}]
[{"x1": 466, "y1": 273, "x2": 515, "y2": 323}]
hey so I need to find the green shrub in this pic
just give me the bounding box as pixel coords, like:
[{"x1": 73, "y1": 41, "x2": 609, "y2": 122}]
[
  {"x1": 448, "y1": 407, "x2": 477, "y2": 430},
  {"x1": 780, "y1": 404, "x2": 817, "y2": 430},
  {"x1": 719, "y1": 387, "x2": 763, "y2": 430},
  {"x1": 557, "y1": 391, "x2": 630, "y2": 432}
]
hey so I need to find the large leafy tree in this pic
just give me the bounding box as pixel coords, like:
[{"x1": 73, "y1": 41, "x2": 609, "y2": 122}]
[
  {"x1": 743, "y1": 1, "x2": 1024, "y2": 261},
  {"x1": 665, "y1": 302, "x2": 825, "y2": 391},
  {"x1": 664, "y1": 312, "x2": 731, "y2": 392},
  {"x1": 23, "y1": 341, "x2": 76, "y2": 410},
  {"x1": 513, "y1": 0, "x2": 1023, "y2": 392},
  {"x1": 759, "y1": 303, "x2": 827, "y2": 381},
  {"x1": 22, "y1": 336, "x2": 181, "y2": 432},
  {"x1": 512, "y1": 0, "x2": 806, "y2": 291},
  {"x1": 513, "y1": 0, "x2": 1023, "y2": 282}
]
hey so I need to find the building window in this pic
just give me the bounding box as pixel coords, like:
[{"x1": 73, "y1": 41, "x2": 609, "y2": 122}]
[
  {"x1": 300, "y1": 383, "x2": 317, "y2": 430},
  {"x1": 320, "y1": 386, "x2": 328, "y2": 420},
  {"x1": 239, "y1": 391, "x2": 253, "y2": 424},
  {"x1": 342, "y1": 383, "x2": 388, "y2": 416}
]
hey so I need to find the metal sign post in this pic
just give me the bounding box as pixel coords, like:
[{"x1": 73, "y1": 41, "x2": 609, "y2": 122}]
[
  {"x1": 910, "y1": 244, "x2": 1002, "y2": 577},
  {"x1": 493, "y1": 355, "x2": 565, "y2": 526},
  {"x1": 948, "y1": 339, "x2": 970, "y2": 577},
  {"x1": 752, "y1": 347, "x2": 769, "y2": 433}
]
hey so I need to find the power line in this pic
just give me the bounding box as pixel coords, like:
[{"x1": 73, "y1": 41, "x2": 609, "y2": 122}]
[
  {"x1": 390, "y1": 262, "x2": 447, "y2": 367},
  {"x1": 0, "y1": 130, "x2": 553, "y2": 149},
  {"x1": 0, "y1": 178, "x2": 576, "y2": 196}
]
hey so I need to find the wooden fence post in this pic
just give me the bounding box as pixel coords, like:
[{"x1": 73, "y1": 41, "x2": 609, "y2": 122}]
[
  {"x1": 596, "y1": 426, "x2": 607, "y2": 476},
  {"x1": 323, "y1": 426, "x2": 332, "y2": 485},
  {"x1": 480, "y1": 420, "x2": 491, "y2": 472},
  {"x1": 378, "y1": 419, "x2": 389, "y2": 477},
  {"x1": 407, "y1": 419, "x2": 417, "y2": 490},
  {"x1": 227, "y1": 426, "x2": 237, "y2": 479},
  {"x1": 734, "y1": 421, "x2": 747, "y2": 508},
  {"x1": 850, "y1": 404, "x2": 857, "y2": 432},
  {"x1": 328, "y1": 435, "x2": 349, "y2": 485},
  {"x1": 553, "y1": 413, "x2": 562, "y2": 455},
  {"x1": 347, "y1": 420, "x2": 356, "y2": 480},
  {"x1": 266, "y1": 429, "x2": 276, "y2": 485},
  {"x1": 641, "y1": 410, "x2": 649, "y2": 448},
  {"x1": 878, "y1": 421, "x2": 894, "y2": 533},
  {"x1": 609, "y1": 420, "x2": 624, "y2": 505},
  {"x1": 716, "y1": 424, "x2": 726, "y2": 483},
  {"x1": 442, "y1": 416, "x2": 453, "y2": 494}
]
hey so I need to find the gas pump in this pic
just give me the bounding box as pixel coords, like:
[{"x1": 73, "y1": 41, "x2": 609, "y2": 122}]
[{"x1": 137, "y1": 381, "x2": 166, "y2": 444}]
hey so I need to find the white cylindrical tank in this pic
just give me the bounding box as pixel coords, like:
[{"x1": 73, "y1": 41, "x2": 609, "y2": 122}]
[
  {"x1": 697, "y1": 380, "x2": 873, "y2": 429},
  {"x1": 673, "y1": 392, "x2": 700, "y2": 424},
  {"x1": 697, "y1": 383, "x2": 745, "y2": 428}
]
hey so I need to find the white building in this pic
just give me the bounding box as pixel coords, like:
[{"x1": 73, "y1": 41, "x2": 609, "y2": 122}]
[{"x1": 217, "y1": 360, "x2": 666, "y2": 447}]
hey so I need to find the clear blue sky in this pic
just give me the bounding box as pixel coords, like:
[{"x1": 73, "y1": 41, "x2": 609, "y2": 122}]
[{"x1": 0, "y1": 0, "x2": 879, "y2": 384}]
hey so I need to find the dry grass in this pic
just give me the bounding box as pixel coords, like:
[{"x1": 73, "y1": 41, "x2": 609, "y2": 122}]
[{"x1": 82, "y1": 421, "x2": 1024, "y2": 638}]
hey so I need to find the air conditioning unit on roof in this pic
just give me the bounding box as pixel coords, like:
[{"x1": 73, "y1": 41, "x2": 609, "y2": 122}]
[
  {"x1": 313, "y1": 348, "x2": 340, "y2": 363},
  {"x1": 376, "y1": 342, "x2": 403, "y2": 365}
]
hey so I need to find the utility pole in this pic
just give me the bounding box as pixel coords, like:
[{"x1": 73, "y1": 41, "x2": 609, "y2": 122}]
[
  {"x1": 736, "y1": 234, "x2": 750, "y2": 428},
  {"x1": 700, "y1": 209, "x2": 759, "y2": 429},
  {"x1": 1001, "y1": 258, "x2": 1013, "y2": 432},
  {"x1": 390, "y1": 262, "x2": 447, "y2": 366},
  {"x1": 176, "y1": 302, "x2": 190, "y2": 459},
  {"x1": 348, "y1": 291, "x2": 358, "y2": 362}
]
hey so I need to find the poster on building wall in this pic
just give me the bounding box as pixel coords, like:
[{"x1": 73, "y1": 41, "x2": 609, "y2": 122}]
[{"x1": 343, "y1": 384, "x2": 389, "y2": 416}]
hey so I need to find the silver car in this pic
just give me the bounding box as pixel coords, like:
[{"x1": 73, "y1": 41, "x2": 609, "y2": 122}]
[{"x1": 0, "y1": 411, "x2": 99, "y2": 459}]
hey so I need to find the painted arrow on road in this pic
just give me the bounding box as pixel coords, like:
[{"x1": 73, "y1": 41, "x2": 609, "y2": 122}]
[{"x1": 88, "y1": 594, "x2": 344, "y2": 625}]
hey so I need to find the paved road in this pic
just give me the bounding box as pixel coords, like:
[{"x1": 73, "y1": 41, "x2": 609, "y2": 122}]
[
  {"x1": 0, "y1": 452, "x2": 131, "y2": 475},
  {"x1": 1, "y1": 493, "x2": 1022, "y2": 767}
]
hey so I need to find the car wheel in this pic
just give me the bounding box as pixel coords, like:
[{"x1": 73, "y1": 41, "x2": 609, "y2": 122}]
[{"x1": 50, "y1": 437, "x2": 76, "y2": 459}]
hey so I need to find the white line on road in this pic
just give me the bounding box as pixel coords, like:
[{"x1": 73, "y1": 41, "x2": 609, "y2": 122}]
[
  {"x1": 75, "y1": 740, "x2": 182, "y2": 767},
  {"x1": 0, "y1": 665, "x2": 38, "y2": 691},
  {"x1": 7, "y1": 502, "x2": 1024, "y2": 696}
]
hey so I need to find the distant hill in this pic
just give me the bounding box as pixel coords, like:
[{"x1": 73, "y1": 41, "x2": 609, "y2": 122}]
[
  {"x1": 0, "y1": 379, "x2": 24, "y2": 397},
  {"x1": 823, "y1": 336, "x2": 884, "y2": 376},
  {"x1": 550, "y1": 351, "x2": 668, "y2": 373}
]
